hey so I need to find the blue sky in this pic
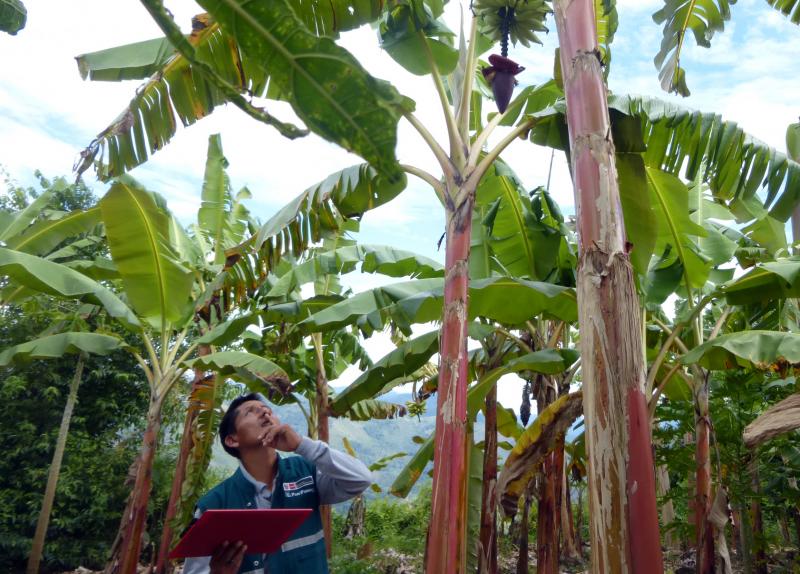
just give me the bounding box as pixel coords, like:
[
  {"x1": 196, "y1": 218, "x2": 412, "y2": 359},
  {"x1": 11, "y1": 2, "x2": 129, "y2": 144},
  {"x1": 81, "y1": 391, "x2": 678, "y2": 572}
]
[{"x1": 1, "y1": 0, "x2": 798, "y2": 407}]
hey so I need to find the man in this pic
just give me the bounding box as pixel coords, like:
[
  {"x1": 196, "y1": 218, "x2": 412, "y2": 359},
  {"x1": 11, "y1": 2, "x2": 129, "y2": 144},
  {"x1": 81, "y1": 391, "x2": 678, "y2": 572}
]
[{"x1": 182, "y1": 393, "x2": 372, "y2": 574}]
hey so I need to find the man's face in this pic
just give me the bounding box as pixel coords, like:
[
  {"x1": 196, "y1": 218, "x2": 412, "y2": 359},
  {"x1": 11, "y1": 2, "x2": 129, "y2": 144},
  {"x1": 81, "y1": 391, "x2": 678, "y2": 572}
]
[{"x1": 225, "y1": 399, "x2": 276, "y2": 453}]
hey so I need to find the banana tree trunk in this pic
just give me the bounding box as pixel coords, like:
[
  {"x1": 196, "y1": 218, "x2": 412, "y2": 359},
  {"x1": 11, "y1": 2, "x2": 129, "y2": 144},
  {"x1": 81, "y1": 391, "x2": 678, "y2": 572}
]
[
  {"x1": 749, "y1": 457, "x2": 768, "y2": 574},
  {"x1": 155, "y1": 344, "x2": 212, "y2": 574},
  {"x1": 106, "y1": 394, "x2": 164, "y2": 574},
  {"x1": 427, "y1": 194, "x2": 475, "y2": 574},
  {"x1": 537, "y1": 379, "x2": 562, "y2": 574},
  {"x1": 26, "y1": 355, "x2": 86, "y2": 574},
  {"x1": 312, "y1": 333, "x2": 332, "y2": 558},
  {"x1": 695, "y1": 378, "x2": 715, "y2": 574},
  {"x1": 575, "y1": 480, "x2": 585, "y2": 552},
  {"x1": 655, "y1": 463, "x2": 677, "y2": 551},
  {"x1": 561, "y1": 457, "x2": 581, "y2": 561},
  {"x1": 516, "y1": 488, "x2": 532, "y2": 574},
  {"x1": 553, "y1": 1, "x2": 663, "y2": 571},
  {"x1": 537, "y1": 442, "x2": 563, "y2": 574},
  {"x1": 479, "y1": 383, "x2": 498, "y2": 574}
]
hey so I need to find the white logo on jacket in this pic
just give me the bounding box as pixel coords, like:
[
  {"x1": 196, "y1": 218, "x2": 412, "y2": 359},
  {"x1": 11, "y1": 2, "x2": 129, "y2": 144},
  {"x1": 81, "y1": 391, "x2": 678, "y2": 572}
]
[{"x1": 283, "y1": 475, "x2": 314, "y2": 497}]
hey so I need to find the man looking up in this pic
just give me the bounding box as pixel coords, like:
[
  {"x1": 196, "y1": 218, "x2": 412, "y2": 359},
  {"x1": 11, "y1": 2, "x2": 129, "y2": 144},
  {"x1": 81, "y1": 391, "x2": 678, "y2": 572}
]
[{"x1": 182, "y1": 393, "x2": 372, "y2": 574}]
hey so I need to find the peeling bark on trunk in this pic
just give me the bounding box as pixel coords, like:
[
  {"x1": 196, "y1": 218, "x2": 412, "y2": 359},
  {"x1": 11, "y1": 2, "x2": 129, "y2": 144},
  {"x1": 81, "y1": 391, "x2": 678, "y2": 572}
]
[
  {"x1": 695, "y1": 379, "x2": 715, "y2": 574},
  {"x1": 155, "y1": 346, "x2": 212, "y2": 574},
  {"x1": 27, "y1": 356, "x2": 86, "y2": 574},
  {"x1": 427, "y1": 194, "x2": 474, "y2": 574},
  {"x1": 344, "y1": 494, "x2": 366, "y2": 539},
  {"x1": 553, "y1": 1, "x2": 663, "y2": 571},
  {"x1": 106, "y1": 395, "x2": 163, "y2": 574},
  {"x1": 479, "y1": 383, "x2": 498, "y2": 574}
]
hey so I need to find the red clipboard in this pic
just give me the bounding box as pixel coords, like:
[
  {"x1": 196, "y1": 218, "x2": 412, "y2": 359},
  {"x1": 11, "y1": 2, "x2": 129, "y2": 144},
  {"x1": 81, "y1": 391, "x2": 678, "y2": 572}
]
[{"x1": 168, "y1": 508, "x2": 313, "y2": 559}]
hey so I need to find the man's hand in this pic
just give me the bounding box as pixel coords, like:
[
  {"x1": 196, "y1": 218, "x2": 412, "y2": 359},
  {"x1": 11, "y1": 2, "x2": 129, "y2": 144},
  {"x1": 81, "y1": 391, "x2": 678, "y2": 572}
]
[
  {"x1": 258, "y1": 411, "x2": 302, "y2": 452},
  {"x1": 209, "y1": 540, "x2": 247, "y2": 574}
]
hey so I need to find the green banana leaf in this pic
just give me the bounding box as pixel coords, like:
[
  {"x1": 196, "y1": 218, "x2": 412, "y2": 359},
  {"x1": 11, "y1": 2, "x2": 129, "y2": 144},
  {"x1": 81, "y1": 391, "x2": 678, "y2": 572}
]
[
  {"x1": 99, "y1": 178, "x2": 194, "y2": 328},
  {"x1": 652, "y1": 0, "x2": 734, "y2": 96},
  {"x1": 506, "y1": 348, "x2": 579, "y2": 375},
  {"x1": 496, "y1": 403, "x2": 523, "y2": 440},
  {"x1": 721, "y1": 258, "x2": 800, "y2": 304},
  {"x1": 596, "y1": 0, "x2": 618, "y2": 70},
  {"x1": 76, "y1": 37, "x2": 176, "y2": 81},
  {"x1": 198, "y1": 134, "x2": 233, "y2": 265},
  {"x1": 496, "y1": 391, "x2": 583, "y2": 514},
  {"x1": 473, "y1": 160, "x2": 566, "y2": 281},
  {"x1": 330, "y1": 330, "x2": 439, "y2": 415},
  {"x1": 0, "y1": 0, "x2": 25, "y2": 35},
  {"x1": 379, "y1": 2, "x2": 458, "y2": 76},
  {"x1": 5, "y1": 208, "x2": 102, "y2": 256},
  {"x1": 653, "y1": 0, "x2": 799, "y2": 97},
  {"x1": 226, "y1": 164, "x2": 407, "y2": 287},
  {"x1": 76, "y1": 2, "x2": 387, "y2": 179},
  {"x1": 62, "y1": 258, "x2": 120, "y2": 282},
  {"x1": 0, "y1": 332, "x2": 126, "y2": 366},
  {"x1": 0, "y1": 247, "x2": 140, "y2": 330},
  {"x1": 531, "y1": 95, "x2": 800, "y2": 223},
  {"x1": 390, "y1": 429, "x2": 434, "y2": 498},
  {"x1": 267, "y1": 244, "x2": 443, "y2": 298},
  {"x1": 196, "y1": 312, "x2": 263, "y2": 346},
  {"x1": 197, "y1": 0, "x2": 408, "y2": 180},
  {"x1": 185, "y1": 351, "x2": 289, "y2": 382},
  {"x1": 0, "y1": 189, "x2": 54, "y2": 242},
  {"x1": 391, "y1": 353, "x2": 575, "y2": 498},
  {"x1": 301, "y1": 276, "x2": 577, "y2": 335},
  {"x1": 681, "y1": 330, "x2": 800, "y2": 370}
]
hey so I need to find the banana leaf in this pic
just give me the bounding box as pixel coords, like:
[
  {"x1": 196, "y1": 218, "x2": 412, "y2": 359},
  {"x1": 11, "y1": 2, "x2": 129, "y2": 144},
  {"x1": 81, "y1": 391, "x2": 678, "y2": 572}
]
[
  {"x1": 721, "y1": 257, "x2": 800, "y2": 304},
  {"x1": 0, "y1": 332, "x2": 126, "y2": 366},
  {"x1": 496, "y1": 391, "x2": 583, "y2": 515},
  {"x1": 99, "y1": 178, "x2": 194, "y2": 328},
  {"x1": 681, "y1": 330, "x2": 800, "y2": 370},
  {"x1": 0, "y1": 247, "x2": 140, "y2": 330},
  {"x1": 197, "y1": 0, "x2": 407, "y2": 180}
]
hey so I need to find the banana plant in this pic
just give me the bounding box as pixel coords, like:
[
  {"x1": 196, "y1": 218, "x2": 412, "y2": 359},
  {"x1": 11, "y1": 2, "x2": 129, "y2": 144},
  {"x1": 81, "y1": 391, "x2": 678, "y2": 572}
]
[
  {"x1": 74, "y1": 2, "x2": 800, "y2": 571},
  {"x1": 0, "y1": 177, "x2": 294, "y2": 574},
  {"x1": 653, "y1": 0, "x2": 800, "y2": 96}
]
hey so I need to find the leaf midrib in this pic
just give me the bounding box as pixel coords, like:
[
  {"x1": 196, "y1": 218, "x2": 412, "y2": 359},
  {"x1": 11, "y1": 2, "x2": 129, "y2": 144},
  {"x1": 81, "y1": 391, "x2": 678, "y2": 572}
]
[
  {"x1": 12, "y1": 208, "x2": 100, "y2": 253},
  {"x1": 218, "y1": 0, "x2": 381, "y2": 158},
  {"x1": 119, "y1": 183, "x2": 169, "y2": 325}
]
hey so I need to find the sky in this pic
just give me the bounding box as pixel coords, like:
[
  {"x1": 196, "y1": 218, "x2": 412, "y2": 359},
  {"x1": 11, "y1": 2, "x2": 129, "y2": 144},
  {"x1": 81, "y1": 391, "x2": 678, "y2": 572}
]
[{"x1": 1, "y1": 0, "x2": 798, "y2": 414}]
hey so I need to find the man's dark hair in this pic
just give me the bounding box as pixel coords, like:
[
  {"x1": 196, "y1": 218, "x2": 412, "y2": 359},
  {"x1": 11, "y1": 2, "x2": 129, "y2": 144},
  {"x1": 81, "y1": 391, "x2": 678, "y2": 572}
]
[{"x1": 219, "y1": 393, "x2": 264, "y2": 459}]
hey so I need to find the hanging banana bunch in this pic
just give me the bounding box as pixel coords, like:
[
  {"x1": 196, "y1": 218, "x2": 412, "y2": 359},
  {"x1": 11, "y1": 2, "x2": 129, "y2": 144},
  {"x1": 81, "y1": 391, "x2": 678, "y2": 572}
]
[{"x1": 472, "y1": 0, "x2": 551, "y2": 113}]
